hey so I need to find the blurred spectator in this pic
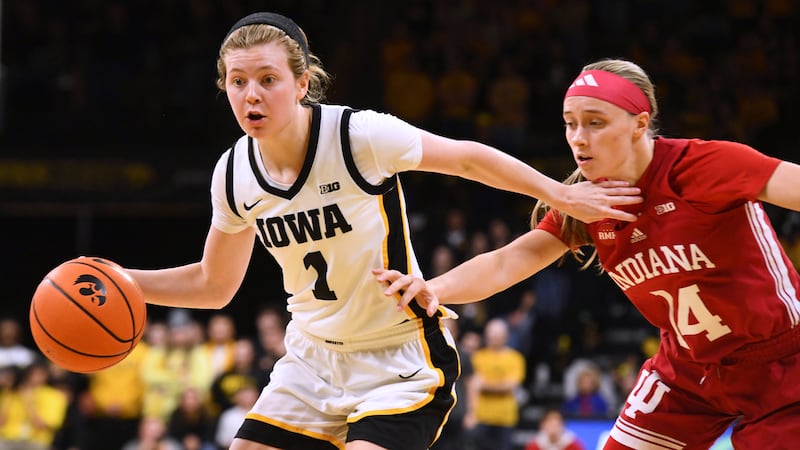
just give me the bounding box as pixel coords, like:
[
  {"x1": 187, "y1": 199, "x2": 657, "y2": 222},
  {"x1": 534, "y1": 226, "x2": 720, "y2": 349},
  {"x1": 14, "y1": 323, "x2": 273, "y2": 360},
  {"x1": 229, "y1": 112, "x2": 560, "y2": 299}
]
[
  {"x1": 140, "y1": 313, "x2": 213, "y2": 421},
  {"x1": 529, "y1": 266, "x2": 573, "y2": 383},
  {"x1": 121, "y1": 416, "x2": 181, "y2": 450},
  {"x1": 79, "y1": 342, "x2": 147, "y2": 450},
  {"x1": 562, "y1": 363, "x2": 612, "y2": 419},
  {"x1": 209, "y1": 338, "x2": 265, "y2": 415},
  {"x1": 468, "y1": 318, "x2": 526, "y2": 450},
  {"x1": 487, "y1": 217, "x2": 513, "y2": 251},
  {"x1": 0, "y1": 318, "x2": 36, "y2": 370},
  {"x1": 524, "y1": 407, "x2": 585, "y2": 450},
  {"x1": 430, "y1": 244, "x2": 458, "y2": 278},
  {"x1": 483, "y1": 218, "x2": 527, "y2": 319},
  {"x1": 443, "y1": 208, "x2": 470, "y2": 258},
  {"x1": 252, "y1": 305, "x2": 288, "y2": 382},
  {"x1": 382, "y1": 52, "x2": 436, "y2": 127},
  {"x1": 460, "y1": 328, "x2": 483, "y2": 356},
  {"x1": 0, "y1": 359, "x2": 68, "y2": 450},
  {"x1": 165, "y1": 387, "x2": 216, "y2": 450},
  {"x1": 435, "y1": 52, "x2": 479, "y2": 139},
  {"x1": 200, "y1": 313, "x2": 237, "y2": 379},
  {"x1": 483, "y1": 59, "x2": 531, "y2": 156},
  {"x1": 505, "y1": 289, "x2": 537, "y2": 360},
  {"x1": 380, "y1": 20, "x2": 416, "y2": 77},
  {"x1": 611, "y1": 353, "x2": 644, "y2": 415},
  {"x1": 467, "y1": 231, "x2": 490, "y2": 259},
  {"x1": 49, "y1": 364, "x2": 88, "y2": 450},
  {"x1": 213, "y1": 384, "x2": 259, "y2": 450}
]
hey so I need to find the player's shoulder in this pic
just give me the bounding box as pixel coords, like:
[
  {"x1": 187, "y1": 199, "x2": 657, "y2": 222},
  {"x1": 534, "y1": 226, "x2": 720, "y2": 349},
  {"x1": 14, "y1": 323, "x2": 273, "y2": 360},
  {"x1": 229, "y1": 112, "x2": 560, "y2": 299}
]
[
  {"x1": 661, "y1": 137, "x2": 761, "y2": 167},
  {"x1": 209, "y1": 135, "x2": 250, "y2": 180},
  {"x1": 312, "y1": 103, "x2": 410, "y2": 134},
  {"x1": 684, "y1": 138, "x2": 757, "y2": 155},
  {"x1": 216, "y1": 135, "x2": 249, "y2": 162}
]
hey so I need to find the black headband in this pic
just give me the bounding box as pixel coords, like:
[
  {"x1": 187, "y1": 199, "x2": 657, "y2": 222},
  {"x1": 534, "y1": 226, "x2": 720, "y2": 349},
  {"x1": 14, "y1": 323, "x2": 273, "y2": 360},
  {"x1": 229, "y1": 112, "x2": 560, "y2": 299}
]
[{"x1": 225, "y1": 12, "x2": 310, "y2": 67}]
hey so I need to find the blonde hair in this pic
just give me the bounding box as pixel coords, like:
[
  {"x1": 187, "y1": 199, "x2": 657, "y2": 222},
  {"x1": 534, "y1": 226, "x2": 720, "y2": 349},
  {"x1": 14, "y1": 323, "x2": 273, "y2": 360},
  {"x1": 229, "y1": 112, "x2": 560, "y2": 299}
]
[
  {"x1": 215, "y1": 24, "x2": 331, "y2": 105},
  {"x1": 531, "y1": 59, "x2": 658, "y2": 269}
]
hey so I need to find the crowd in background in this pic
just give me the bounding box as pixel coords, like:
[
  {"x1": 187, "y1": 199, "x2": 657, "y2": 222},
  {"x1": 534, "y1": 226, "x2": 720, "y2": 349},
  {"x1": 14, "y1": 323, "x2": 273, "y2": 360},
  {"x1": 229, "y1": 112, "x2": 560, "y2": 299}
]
[
  {"x1": 3, "y1": 205, "x2": 798, "y2": 449},
  {"x1": 0, "y1": 307, "x2": 288, "y2": 450},
  {"x1": 2, "y1": 0, "x2": 797, "y2": 158},
  {"x1": 2, "y1": 0, "x2": 800, "y2": 449}
]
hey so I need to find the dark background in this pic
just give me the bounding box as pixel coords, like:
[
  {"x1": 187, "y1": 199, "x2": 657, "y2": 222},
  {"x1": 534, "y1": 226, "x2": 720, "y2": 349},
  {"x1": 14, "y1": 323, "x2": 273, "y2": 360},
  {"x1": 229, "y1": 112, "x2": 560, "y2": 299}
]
[{"x1": 1, "y1": 0, "x2": 798, "y2": 340}]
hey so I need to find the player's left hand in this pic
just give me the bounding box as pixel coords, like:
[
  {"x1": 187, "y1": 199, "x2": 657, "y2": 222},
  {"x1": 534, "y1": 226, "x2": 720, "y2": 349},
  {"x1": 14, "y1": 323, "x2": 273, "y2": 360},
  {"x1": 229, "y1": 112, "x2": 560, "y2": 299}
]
[{"x1": 371, "y1": 268, "x2": 440, "y2": 317}]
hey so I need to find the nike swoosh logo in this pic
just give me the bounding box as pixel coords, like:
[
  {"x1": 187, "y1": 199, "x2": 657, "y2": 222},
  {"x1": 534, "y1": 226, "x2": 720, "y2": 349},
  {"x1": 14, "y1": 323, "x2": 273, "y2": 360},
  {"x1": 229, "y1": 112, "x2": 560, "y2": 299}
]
[
  {"x1": 398, "y1": 368, "x2": 422, "y2": 379},
  {"x1": 243, "y1": 199, "x2": 264, "y2": 211}
]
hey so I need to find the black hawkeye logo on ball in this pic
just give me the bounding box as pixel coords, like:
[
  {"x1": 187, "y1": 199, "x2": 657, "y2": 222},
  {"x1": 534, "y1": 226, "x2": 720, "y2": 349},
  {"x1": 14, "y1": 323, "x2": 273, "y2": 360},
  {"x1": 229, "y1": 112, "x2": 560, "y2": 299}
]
[{"x1": 74, "y1": 274, "x2": 107, "y2": 306}]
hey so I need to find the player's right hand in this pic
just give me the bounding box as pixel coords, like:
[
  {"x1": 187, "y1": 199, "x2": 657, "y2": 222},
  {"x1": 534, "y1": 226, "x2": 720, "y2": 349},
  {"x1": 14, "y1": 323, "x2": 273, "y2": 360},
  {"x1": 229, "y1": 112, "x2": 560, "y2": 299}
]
[{"x1": 371, "y1": 268, "x2": 440, "y2": 317}]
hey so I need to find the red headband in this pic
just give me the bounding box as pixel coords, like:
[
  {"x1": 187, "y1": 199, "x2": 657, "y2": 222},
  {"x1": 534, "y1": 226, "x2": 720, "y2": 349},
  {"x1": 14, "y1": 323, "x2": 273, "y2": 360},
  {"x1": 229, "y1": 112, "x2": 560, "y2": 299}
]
[{"x1": 564, "y1": 70, "x2": 651, "y2": 114}]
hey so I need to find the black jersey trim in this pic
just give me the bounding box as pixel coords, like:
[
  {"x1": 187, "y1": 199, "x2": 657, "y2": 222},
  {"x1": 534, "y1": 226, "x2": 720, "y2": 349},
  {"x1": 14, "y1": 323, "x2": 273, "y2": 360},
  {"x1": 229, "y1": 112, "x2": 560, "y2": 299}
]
[
  {"x1": 236, "y1": 418, "x2": 341, "y2": 450},
  {"x1": 381, "y1": 183, "x2": 411, "y2": 275},
  {"x1": 340, "y1": 109, "x2": 398, "y2": 195},
  {"x1": 225, "y1": 141, "x2": 243, "y2": 219},
  {"x1": 347, "y1": 315, "x2": 458, "y2": 450},
  {"x1": 248, "y1": 103, "x2": 322, "y2": 200}
]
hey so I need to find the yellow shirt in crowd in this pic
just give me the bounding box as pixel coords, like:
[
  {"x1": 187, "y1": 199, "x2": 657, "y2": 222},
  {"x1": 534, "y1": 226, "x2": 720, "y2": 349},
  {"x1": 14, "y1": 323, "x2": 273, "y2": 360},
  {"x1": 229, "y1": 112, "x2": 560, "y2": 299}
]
[{"x1": 471, "y1": 347, "x2": 526, "y2": 427}]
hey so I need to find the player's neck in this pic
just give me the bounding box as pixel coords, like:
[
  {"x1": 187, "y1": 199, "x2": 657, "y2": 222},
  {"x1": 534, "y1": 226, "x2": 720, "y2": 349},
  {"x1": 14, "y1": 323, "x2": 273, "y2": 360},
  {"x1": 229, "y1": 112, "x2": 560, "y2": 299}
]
[
  {"x1": 622, "y1": 137, "x2": 655, "y2": 184},
  {"x1": 256, "y1": 106, "x2": 312, "y2": 184}
]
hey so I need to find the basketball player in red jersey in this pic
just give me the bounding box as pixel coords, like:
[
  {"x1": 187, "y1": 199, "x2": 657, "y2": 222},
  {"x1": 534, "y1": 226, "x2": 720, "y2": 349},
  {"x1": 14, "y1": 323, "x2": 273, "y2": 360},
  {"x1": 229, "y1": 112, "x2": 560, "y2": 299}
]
[{"x1": 375, "y1": 58, "x2": 800, "y2": 449}]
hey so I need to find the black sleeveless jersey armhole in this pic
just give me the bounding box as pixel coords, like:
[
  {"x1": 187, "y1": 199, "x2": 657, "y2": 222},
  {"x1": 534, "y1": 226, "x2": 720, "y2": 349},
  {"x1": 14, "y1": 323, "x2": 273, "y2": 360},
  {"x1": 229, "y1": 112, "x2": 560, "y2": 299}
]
[
  {"x1": 340, "y1": 109, "x2": 399, "y2": 195},
  {"x1": 225, "y1": 141, "x2": 243, "y2": 219}
]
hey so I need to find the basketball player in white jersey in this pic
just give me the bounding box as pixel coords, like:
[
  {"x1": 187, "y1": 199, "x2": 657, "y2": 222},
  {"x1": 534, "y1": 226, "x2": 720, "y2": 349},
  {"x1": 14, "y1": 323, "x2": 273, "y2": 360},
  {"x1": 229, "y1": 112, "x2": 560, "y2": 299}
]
[{"x1": 125, "y1": 13, "x2": 642, "y2": 450}]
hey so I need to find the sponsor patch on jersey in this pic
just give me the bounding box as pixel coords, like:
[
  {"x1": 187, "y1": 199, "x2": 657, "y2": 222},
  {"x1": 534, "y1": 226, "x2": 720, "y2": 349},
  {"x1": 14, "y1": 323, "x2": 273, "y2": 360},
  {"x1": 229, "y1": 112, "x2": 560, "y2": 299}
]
[{"x1": 596, "y1": 221, "x2": 617, "y2": 244}]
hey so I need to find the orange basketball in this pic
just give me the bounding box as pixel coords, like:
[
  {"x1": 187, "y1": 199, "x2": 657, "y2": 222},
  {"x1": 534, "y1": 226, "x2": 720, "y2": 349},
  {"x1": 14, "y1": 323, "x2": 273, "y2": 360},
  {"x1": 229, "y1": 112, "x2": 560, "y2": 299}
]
[{"x1": 29, "y1": 256, "x2": 147, "y2": 373}]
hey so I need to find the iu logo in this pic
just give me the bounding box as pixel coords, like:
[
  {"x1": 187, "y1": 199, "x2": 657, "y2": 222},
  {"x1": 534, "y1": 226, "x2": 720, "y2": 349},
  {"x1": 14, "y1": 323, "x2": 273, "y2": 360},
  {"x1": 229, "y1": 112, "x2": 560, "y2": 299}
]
[
  {"x1": 624, "y1": 368, "x2": 671, "y2": 419},
  {"x1": 74, "y1": 274, "x2": 107, "y2": 306}
]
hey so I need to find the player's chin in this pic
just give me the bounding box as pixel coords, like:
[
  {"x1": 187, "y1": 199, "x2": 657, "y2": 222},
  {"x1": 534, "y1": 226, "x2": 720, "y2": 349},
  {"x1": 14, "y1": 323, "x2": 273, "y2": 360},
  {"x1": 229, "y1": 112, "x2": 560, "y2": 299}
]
[
  {"x1": 243, "y1": 125, "x2": 268, "y2": 139},
  {"x1": 577, "y1": 166, "x2": 601, "y2": 181}
]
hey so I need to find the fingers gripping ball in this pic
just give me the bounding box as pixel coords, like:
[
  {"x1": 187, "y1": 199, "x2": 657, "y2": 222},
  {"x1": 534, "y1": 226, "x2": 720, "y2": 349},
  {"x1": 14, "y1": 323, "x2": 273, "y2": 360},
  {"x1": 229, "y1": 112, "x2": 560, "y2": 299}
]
[{"x1": 29, "y1": 256, "x2": 147, "y2": 373}]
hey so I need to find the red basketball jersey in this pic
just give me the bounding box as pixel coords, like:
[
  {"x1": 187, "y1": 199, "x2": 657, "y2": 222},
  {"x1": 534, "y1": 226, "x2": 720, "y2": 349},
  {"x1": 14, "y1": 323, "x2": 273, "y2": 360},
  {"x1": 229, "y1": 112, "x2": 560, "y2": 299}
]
[{"x1": 540, "y1": 138, "x2": 798, "y2": 364}]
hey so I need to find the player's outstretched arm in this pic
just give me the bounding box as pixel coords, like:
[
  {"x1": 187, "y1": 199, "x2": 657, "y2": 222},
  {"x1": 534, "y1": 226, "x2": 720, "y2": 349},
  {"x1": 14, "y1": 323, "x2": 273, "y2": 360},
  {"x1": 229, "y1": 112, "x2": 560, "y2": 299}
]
[
  {"x1": 759, "y1": 161, "x2": 800, "y2": 212},
  {"x1": 373, "y1": 230, "x2": 568, "y2": 316},
  {"x1": 415, "y1": 131, "x2": 642, "y2": 223},
  {"x1": 126, "y1": 225, "x2": 255, "y2": 309}
]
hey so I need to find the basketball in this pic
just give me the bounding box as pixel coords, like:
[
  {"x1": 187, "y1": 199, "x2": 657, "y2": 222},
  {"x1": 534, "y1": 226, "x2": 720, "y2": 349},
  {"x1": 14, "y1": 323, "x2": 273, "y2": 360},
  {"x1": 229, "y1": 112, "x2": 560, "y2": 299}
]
[{"x1": 29, "y1": 256, "x2": 147, "y2": 373}]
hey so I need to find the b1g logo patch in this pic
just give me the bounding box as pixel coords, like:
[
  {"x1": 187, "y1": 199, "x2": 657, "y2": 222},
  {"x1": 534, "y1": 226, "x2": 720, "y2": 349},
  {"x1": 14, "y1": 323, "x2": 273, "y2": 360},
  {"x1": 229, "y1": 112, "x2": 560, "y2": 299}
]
[
  {"x1": 654, "y1": 202, "x2": 676, "y2": 215},
  {"x1": 319, "y1": 182, "x2": 340, "y2": 194}
]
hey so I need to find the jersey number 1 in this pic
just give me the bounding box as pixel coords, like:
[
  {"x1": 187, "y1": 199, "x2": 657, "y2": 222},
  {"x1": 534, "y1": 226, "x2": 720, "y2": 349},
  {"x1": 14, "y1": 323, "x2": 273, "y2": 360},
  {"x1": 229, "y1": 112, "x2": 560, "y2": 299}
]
[
  {"x1": 303, "y1": 251, "x2": 337, "y2": 300},
  {"x1": 651, "y1": 284, "x2": 731, "y2": 349}
]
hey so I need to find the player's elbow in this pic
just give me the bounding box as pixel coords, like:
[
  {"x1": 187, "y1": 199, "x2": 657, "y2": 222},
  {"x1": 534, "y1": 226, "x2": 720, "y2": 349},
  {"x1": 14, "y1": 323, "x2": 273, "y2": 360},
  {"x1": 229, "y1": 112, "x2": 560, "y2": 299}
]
[
  {"x1": 207, "y1": 284, "x2": 239, "y2": 309},
  {"x1": 198, "y1": 277, "x2": 240, "y2": 309}
]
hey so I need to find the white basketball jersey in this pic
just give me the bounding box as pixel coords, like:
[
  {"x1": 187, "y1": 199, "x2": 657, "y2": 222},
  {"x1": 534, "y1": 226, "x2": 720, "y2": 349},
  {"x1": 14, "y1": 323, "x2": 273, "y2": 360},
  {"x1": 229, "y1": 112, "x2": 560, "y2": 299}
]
[{"x1": 210, "y1": 104, "x2": 428, "y2": 340}]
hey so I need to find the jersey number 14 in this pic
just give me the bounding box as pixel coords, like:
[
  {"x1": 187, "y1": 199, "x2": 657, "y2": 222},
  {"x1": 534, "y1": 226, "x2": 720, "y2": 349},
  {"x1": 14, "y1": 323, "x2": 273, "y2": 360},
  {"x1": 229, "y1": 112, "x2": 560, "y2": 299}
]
[{"x1": 651, "y1": 284, "x2": 731, "y2": 349}]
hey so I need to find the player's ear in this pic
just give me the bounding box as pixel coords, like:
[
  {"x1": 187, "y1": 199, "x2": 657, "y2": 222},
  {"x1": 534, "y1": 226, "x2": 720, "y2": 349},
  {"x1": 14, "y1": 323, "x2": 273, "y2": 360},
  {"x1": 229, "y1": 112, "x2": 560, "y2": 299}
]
[
  {"x1": 632, "y1": 111, "x2": 650, "y2": 140},
  {"x1": 296, "y1": 71, "x2": 310, "y2": 102}
]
